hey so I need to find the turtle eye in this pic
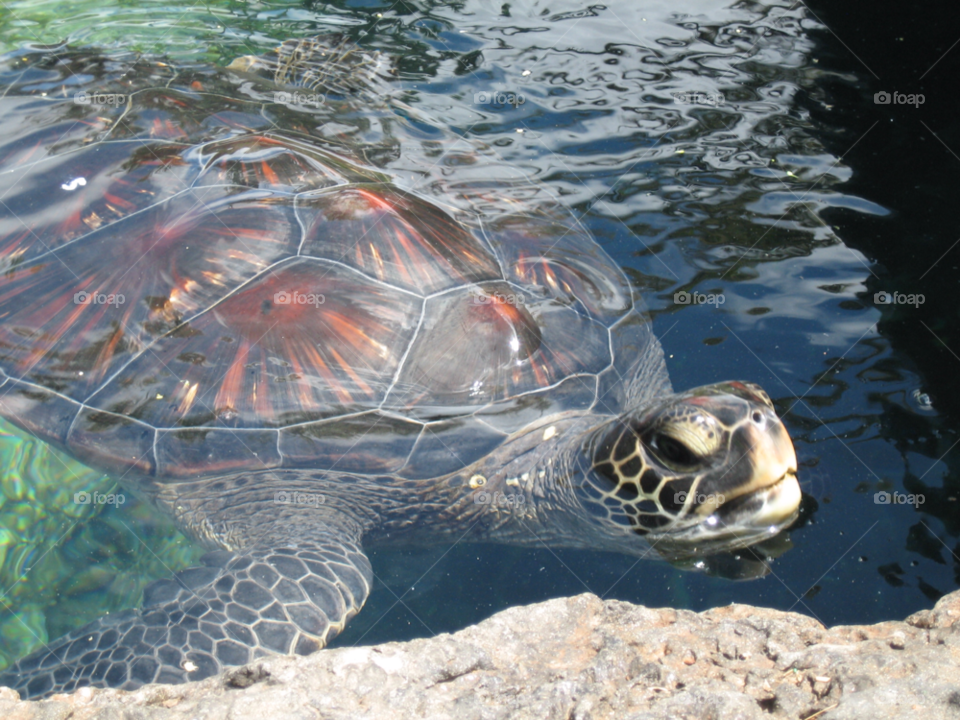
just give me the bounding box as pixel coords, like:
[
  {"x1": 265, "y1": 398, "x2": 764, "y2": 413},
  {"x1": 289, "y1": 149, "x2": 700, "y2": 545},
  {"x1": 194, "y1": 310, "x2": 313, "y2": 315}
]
[{"x1": 651, "y1": 433, "x2": 699, "y2": 468}]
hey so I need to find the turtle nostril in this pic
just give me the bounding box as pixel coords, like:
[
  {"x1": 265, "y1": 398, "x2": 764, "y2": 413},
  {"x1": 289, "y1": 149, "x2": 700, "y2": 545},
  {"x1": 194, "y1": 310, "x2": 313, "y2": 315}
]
[{"x1": 751, "y1": 410, "x2": 763, "y2": 424}]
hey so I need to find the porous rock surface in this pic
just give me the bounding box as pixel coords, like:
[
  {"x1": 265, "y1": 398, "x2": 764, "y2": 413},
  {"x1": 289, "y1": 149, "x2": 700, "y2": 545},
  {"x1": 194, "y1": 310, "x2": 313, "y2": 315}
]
[{"x1": 2, "y1": 590, "x2": 959, "y2": 720}]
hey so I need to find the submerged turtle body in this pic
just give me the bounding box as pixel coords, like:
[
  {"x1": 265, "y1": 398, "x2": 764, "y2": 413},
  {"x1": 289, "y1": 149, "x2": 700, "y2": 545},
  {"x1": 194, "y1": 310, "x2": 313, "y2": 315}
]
[
  {"x1": 0, "y1": 39, "x2": 802, "y2": 699},
  {"x1": 0, "y1": 138, "x2": 635, "y2": 483},
  {"x1": 0, "y1": 47, "x2": 642, "y2": 486}
]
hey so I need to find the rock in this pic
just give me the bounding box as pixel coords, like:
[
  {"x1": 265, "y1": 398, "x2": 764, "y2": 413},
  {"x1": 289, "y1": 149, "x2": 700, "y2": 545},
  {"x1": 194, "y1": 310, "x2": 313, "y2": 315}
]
[{"x1": 3, "y1": 589, "x2": 960, "y2": 720}]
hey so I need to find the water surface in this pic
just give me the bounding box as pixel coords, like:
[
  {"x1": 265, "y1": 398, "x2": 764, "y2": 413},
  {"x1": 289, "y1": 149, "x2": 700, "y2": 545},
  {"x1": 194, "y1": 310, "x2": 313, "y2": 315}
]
[{"x1": 0, "y1": 0, "x2": 955, "y2": 668}]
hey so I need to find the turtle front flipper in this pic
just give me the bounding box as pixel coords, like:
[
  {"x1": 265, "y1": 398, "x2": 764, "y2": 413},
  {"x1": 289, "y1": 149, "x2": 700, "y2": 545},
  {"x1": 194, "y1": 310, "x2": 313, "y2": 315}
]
[{"x1": 0, "y1": 539, "x2": 372, "y2": 700}]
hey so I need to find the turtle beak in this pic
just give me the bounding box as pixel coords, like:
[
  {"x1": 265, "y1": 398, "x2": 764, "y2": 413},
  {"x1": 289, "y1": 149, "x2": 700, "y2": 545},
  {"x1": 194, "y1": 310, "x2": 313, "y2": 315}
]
[
  {"x1": 707, "y1": 408, "x2": 801, "y2": 530},
  {"x1": 745, "y1": 469, "x2": 802, "y2": 527}
]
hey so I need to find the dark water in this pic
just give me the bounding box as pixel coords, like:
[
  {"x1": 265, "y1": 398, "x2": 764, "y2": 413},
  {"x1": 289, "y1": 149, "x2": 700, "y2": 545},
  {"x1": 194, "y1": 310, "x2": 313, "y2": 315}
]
[{"x1": 0, "y1": 0, "x2": 957, "y2": 669}]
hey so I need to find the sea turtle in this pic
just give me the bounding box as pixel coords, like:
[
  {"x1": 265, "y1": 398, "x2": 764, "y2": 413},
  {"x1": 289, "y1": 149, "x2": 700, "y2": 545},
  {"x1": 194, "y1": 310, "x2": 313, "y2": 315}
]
[{"x1": 0, "y1": 38, "x2": 801, "y2": 699}]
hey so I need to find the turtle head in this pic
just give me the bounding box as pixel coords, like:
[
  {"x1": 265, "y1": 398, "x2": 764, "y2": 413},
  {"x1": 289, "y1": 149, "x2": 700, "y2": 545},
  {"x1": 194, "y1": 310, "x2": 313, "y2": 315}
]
[{"x1": 582, "y1": 381, "x2": 801, "y2": 558}]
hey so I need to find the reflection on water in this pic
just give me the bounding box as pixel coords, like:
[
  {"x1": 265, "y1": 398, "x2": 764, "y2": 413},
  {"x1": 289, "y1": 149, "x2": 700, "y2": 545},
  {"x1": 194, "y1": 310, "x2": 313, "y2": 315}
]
[{"x1": 0, "y1": 0, "x2": 956, "y2": 670}]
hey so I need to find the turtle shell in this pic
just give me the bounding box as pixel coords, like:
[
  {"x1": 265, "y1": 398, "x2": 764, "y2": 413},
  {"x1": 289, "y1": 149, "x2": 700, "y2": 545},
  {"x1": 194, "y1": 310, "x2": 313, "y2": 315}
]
[{"x1": 0, "y1": 46, "x2": 650, "y2": 481}]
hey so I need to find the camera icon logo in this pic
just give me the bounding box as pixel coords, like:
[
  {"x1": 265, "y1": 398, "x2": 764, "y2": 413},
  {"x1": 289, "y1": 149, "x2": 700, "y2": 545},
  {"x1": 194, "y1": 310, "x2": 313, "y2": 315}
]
[
  {"x1": 874, "y1": 91, "x2": 891, "y2": 105},
  {"x1": 874, "y1": 292, "x2": 891, "y2": 304},
  {"x1": 274, "y1": 491, "x2": 292, "y2": 504},
  {"x1": 74, "y1": 291, "x2": 91, "y2": 304},
  {"x1": 674, "y1": 291, "x2": 691, "y2": 305},
  {"x1": 274, "y1": 91, "x2": 292, "y2": 104},
  {"x1": 474, "y1": 91, "x2": 492, "y2": 104},
  {"x1": 674, "y1": 490, "x2": 689, "y2": 504},
  {"x1": 874, "y1": 491, "x2": 891, "y2": 504},
  {"x1": 474, "y1": 491, "x2": 491, "y2": 505},
  {"x1": 74, "y1": 491, "x2": 91, "y2": 504},
  {"x1": 274, "y1": 291, "x2": 292, "y2": 305},
  {"x1": 74, "y1": 92, "x2": 90, "y2": 105}
]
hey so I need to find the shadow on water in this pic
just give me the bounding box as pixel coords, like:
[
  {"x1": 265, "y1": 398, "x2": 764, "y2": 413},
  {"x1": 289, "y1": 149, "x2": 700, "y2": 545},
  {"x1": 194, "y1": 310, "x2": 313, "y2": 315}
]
[{"x1": 0, "y1": 0, "x2": 956, "y2": 667}]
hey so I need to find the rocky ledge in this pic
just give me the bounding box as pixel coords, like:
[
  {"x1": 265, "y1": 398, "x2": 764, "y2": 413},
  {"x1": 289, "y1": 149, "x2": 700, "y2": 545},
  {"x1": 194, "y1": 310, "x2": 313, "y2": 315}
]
[{"x1": 2, "y1": 590, "x2": 960, "y2": 720}]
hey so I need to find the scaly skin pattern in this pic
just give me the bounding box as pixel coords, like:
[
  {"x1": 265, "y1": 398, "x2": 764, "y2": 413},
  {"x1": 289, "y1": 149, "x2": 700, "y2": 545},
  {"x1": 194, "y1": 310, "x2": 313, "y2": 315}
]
[{"x1": 0, "y1": 538, "x2": 372, "y2": 699}]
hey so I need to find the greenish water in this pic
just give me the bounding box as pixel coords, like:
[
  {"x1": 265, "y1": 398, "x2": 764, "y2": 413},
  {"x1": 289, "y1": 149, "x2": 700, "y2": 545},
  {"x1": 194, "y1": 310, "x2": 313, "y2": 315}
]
[
  {"x1": 0, "y1": 0, "x2": 290, "y2": 59},
  {"x1": 0, "y1": 0, "x2": 957, "y2": 676},
  {"x1": 0, "y1": 418, "x2": 202, "y2": 670}
]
